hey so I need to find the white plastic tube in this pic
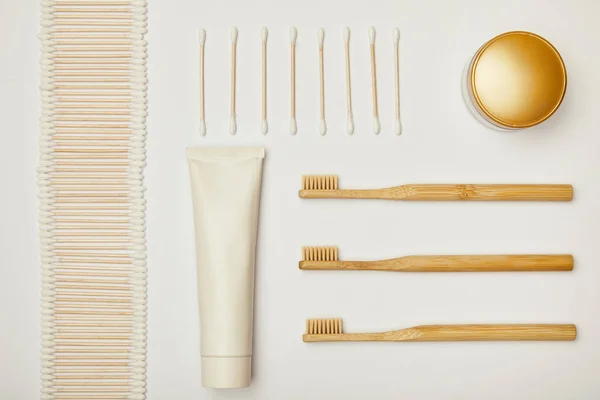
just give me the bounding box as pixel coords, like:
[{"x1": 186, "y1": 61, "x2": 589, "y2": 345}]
[{"x1": 187, "y1": 147, "x2": 265, "y2": 389}]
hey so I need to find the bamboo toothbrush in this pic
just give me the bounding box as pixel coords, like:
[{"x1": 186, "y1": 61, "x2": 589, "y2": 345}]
[
  {"x1": 303, "y1": 319, "x2": 577, "y2": 342},
  {"x1": 199, "y1": 29, "x2": 206, "y2": 136},
  {"x1": 299, "y1": 175, "x2": 573, "y2": 201},
  {"x1": 318, "y1": 27, "x2": 326, "y2": 135},
  {"x1": 344, "y1": 26, "x2": 354, "y2": 135},
  {"x1": 261, "y1": 26, "x2": 268, "y2": 134},
  {"x1": 290, "y1": 26, "x2": 297, "y2": 135},
  {"x1": 393, "y1": 27, "x2": 402, "y2": 135},
  {"x1": 300, "y1": 246, "x2": 574, "y2": 272},
  {"x1": 230, "y1": 26, "x2": 238, "y2": 135},
  {"x1": 369, "y1": 26, "x2": 380, "y2": 134}
]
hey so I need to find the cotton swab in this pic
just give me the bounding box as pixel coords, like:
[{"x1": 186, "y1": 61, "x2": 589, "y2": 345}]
[
  {"x1": 230, "y1": 26, "x2": 238, "y2": 135},
  {"x1": 290, "y1": 27, "x2": 297, "y2": 135},
  {"x1": 261, "y1": 27, "x2": 268, "y2": 134},
  {"x1": 199, "y1": 29, "x2": 206, "y2": 136},
  {"x1": 369, "y1": 26, "x2": 380, "y2": 134},
  {"x1": 393, "y1": 27, "x2": 402, "y2": 135},
  {"x1": 343, "y1": 27, "x2": 354, "y2": 135},
  {"x1": 318, "y1": 28, "x2": 326, "y2": 136}
]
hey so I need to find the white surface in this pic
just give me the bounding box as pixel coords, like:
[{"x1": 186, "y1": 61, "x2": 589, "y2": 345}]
[{"x1": 2, "y1": 0, "x2": 600, "y2": 399}]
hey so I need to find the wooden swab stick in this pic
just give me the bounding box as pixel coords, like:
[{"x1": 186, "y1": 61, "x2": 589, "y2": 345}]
[
  {"x1": 50, "y1": 1, "x2": 136, "y2": 5},
  {"x1": 318, "y1": 28, "x2": 326, "y2": 136},
  {"x1": 53, "y1": 110, "x2": 135, "y2": 115},
  {"x1": 54, "y1": 47, "x2": 133, "y2": 52},
  {"x1": 393, "y1": 27, "x2": 402, "y2": 135},
  {"x1": 49, "y1": 34, "x2": 136, "y2": 40},
  {"x1": 343, "y1": 26, "x2": 354, "y2": 135},
  {"x1": 53, "y1": 236, "x2": 132, "y2": 240},
  {"x1": 54, "y1": 320, "x2": 131, "y2": 328},
  {"x1": 54, "y1": 117, "x2": 131, "y2": 122},
  {"x1": 55, "y1": 298, "x2": 133, "y2": 305},
  {"x1": 49, "y1": 14, "x2": 136, "y2": 20},
  {"x1": 54, "y1": 362, "x2": 129, "y2": 367},
  {"x1": 50, "y1": 28, "x2": 134, "y2": 33},
  {"x1": 50, "y1": 20, "x2": 136, "y2": 26},
  {"x1": 53, "y1": 123, "x2": 132, "y2": 128},
  {"x1": 369, "y1": 26, "x2": 380, "y2": 134},
  {"x1": 199, "y1": 29, "x2": 206, "y2": 136},
  {"x1": 53, "y1": 244, "x2": 131, "y2": 249},
  {"x1": 53, "y1": 350, "x2": 132, "y2": 355},
  {"x1": 55, "y1": 304, "x2": 133, "y2": 310},
  {"x1": 51, "y1": 8, "x2": 135, "y2": 13},
  {"x1": 54, "y1": 310, "x2": 134, "y2": 316},
  {"x1": 229, "y1": 26, "x2": 238, "y2": 135},
  {"x1": 51, "y1": 167, "x2": 129, "y2": 172},
  {"x1": 55, "y1": 266, "x2": 137, "y2": 273},
  {"x1": 55, "y1": 97, "x2": 132, "y2": 103},
  {"x1": 289, "y1": 26, "x2": 297, "y2": 135},
  {"x1": 53, "y1": 72, "x2": 134, "y2": 77},
  {"x1": 56, "y1": 251, "x2": 132, "y2": 258},
  {"x1": 261, "y1": 27, "x2": 268, "y2": 134},
  {"x1": 49, "y1": 179, "x2": 130, "y2": 183},
  {"x1": 54, "y1": 295, "x2": 133, "y2": 302}
]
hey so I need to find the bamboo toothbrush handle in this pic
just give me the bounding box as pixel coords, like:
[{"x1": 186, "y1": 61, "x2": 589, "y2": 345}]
[
  {"x1": 300, "y1": 184, "x2": 573, "y2": 201},
  {"x1": 385, "y1": 324, "x2": 577, "y2": 341},
  {"x1": 300, "y1": 255, "x2": 574, "y2": 272},
  {"x1": 303, "y1": 324, "x2": 577, "y2": 342}
]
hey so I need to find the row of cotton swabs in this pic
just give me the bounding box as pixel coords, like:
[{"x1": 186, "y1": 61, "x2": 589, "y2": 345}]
[
  {"x1": 198, "y1": 26, "x2": 402, "y2": 136},
  {"x1": 40, "y1": 0, "x2": 148, "y2": 398}
]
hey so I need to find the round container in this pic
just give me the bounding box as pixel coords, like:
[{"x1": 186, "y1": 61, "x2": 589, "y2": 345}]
[{"x1": 462, "y1": 31, "x2": 567, "y2": 130}]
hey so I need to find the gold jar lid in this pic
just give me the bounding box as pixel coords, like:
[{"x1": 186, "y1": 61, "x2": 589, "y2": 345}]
[{"x1": 469, "y1": 31, "x2": 567, "y2": 129}]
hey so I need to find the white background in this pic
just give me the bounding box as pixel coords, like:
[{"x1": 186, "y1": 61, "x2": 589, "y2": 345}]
[{"x1": 1, "y1": 0, "x2": 600, "y2": 399}]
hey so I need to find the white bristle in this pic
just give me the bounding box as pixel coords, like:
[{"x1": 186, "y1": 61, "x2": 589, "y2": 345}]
[
  {"x1": 373, "y1": 117, "x2": 380, "y2": 134},
  {"x1": 200, "y1": 120, "x2": 206, "y2": 136},
  {"x1": 290, "y1": 118, "x2": 297, "y2": 135},
  {"x1": 199, "y1": 29, "x2": 206, "y2": 45},
  {"x1": 302, "y1": 175, "x2": 339, "y2": 190},
  {"x1": 347, "y1": 114, "x2": 354, "y2": 135},
  {"x1": 306, "y1": 318, "x2": 343, "y2": 334},
  {"x1": 231, "y1": 26, "x2": 238, "y2": 43},
  {"x1": 229, "y1": 115, "x2": 237, "y2": 135},
  {"x1": 369, "y1": 26, "x2": 376, "y2": 44},
  {"x1": 393, "y1": 27, "x2": 400, "y2": 44},
  {"x1": 290, "y1": 26, "x2": 297, "y2": 44},
  {"x1": 261, "y1": 26, "x2": 268, "y2": 41},
  {"x1": 302, "y1": 246, "x2": 339, "y2": 261},
  {"x1": 318, "y1": 28, "x2": 325, "y2": 46},
  {"x1": 319, "y1": 119, "x2": 327, "y2": 136},
  {"x1": 343, "y1": 26, "x2": 350, "y2": 42},
  {"x1": 261, "y1": 119, "x2": 268, "y2": 134},
  {"x1": 395, "y1": 118, "x2": 402, "y2": 135}
]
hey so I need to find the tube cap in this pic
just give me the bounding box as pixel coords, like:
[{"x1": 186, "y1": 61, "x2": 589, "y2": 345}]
[{"x1": 201, "y1": 356, "x2": 251, "y2": 388}]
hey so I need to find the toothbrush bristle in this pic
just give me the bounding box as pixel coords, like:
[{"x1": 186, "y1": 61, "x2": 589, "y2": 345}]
[
  {"x1": 306, "y1": 318, "x2": 343, "y2": 335},
  {"x1": 301, "y1": 175, "x2": 339, "y2": 190},
  {"x1": 302, "y1": 246, "x2": 339, "y2": 261}
]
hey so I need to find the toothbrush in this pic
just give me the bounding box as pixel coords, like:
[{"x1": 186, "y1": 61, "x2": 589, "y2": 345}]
[
  {"x1": 261, "y1": 27, "x2": 268, "y2": 134},
  {"x1": 230, "y1": 26, "x2": 238, "y2": 135},
  {"x1": 300, "y1": 246, "x2": 574, "y2": 272},
  {"x1": 299, "y1": 175, "x2": 574, "y2": 201},
  {"x1": 393, "y1": 27, "x2": 402, "y2": 135},
  {"x1": 318, "y1": 27, "x2": 326, "y2": 135},
  {"x1": 344, "y1": 27, "x2": 354, "y2": 135},
  {"x1": 290, "y1": 26, "x2": 297, "y2": 135},
  {"x1": 369, "y1": 26, "x2": 380, "y2": 134},
  {"x1": 199, "y1": 29, "x2": 206, "y2": 136},
  {"x1": 303, "y1": 319, "x2": 577, "y2": 342}
]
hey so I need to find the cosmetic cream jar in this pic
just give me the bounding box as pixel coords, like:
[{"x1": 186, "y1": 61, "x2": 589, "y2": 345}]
[{"x1": 462, "y1": 31, "x2": 567, "y2": 130}]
